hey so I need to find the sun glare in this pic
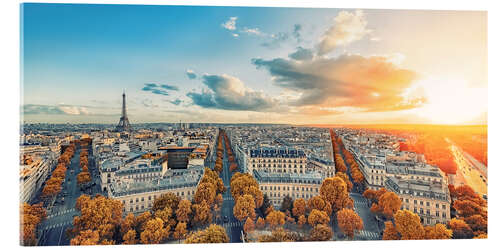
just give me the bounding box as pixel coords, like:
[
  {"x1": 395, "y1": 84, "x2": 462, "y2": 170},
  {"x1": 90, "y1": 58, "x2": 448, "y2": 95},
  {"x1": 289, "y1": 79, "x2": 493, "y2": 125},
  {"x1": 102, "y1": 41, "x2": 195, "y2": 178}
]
[{"x1": 412, "y1": 76, "x2": 487, "y2": 124}]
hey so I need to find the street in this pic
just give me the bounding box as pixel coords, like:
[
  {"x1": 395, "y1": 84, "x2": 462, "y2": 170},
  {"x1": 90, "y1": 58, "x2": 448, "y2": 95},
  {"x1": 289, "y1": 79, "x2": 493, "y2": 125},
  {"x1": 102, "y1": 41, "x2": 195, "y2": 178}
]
[
  {"x1": 37, "y1": 146, "x2": 102, "y2": 246},
  {"x1": 216, "y1": 135, "x2": 244, "y2": 243}
]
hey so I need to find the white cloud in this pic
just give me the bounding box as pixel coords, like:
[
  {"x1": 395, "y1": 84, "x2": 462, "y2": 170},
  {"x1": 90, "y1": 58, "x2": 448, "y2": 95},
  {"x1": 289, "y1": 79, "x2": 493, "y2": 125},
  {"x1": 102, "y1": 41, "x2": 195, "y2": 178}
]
[
  {"x1": 232, "y1": 33, "x2": 239, "y2": 37},
  {"x1": 221, "y1": 16, "x2": 238, "y2": 31},
  {"x1": 242, "y1": 27, "x2": 264, "y2": 36},
  {"x1": 317, "y1": 10, "x2": 371, "y2": 55}
]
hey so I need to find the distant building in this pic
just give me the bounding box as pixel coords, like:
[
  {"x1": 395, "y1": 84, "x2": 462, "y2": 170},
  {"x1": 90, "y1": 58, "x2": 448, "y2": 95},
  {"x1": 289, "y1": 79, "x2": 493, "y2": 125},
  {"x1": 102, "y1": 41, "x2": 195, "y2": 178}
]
[
  {"x1": 108, "y1": 166, "x2": 204, "y2": 214},
  {"x1": 254, "y1": 170, "x2": 322, "y2": 207},
  {"x1": 385, "y1": 176, "x2": 451, "y2": 225},
  {"x1": 247, "y1": 147, "x2": 307, "y2": 174}
]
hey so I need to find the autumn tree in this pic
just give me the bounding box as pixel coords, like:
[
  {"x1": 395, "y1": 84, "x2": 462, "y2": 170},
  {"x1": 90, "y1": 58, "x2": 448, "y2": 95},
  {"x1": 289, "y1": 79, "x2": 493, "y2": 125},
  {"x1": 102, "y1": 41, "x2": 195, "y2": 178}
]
[
  {"x1": 266, "y1": 210, "x2": 286, "y2": 229},
  {"x1": 297, "y1": 215, "x2": 307, "y2": 228},
  {"x1": 319, "y1": 177, "x2": 353, "y2": 213},
  {"x1": 176, "y1": 199, "x2": 192, "y2": 223},
  {"x1": 244, "y1": 217, "x2": 255, "y2": 233},
  {"x1": 174, "y1": 222, "x2": 188, "y2": 240},
  {"x1": 394, "y1": 210, "x2": 425, "y2": 240},
  {"x1": 69, "y1": 195, "x2": 123, "y2": 244},
  {"x1": 382, "y1": 221, "x2": 400, "y2": 240},
  {"x1": 140, "y1": 218, "x2": 170, "y2": 244},
  {"x1": 337, "y1": 208, "x2": 364, "y2": 239},
  {"x1": 122, "y1": 230, "x2": 137, "y2": 245},
  {"x1": 70, "y1": 230, "x2": 100, "y2": 245},
  {"x1": 152, "y1": 192, "x2": 180, "y2": 212},
  {"x1": 194, "y1": 182, "x2": 216, "y2": 206},
  {"x1": 307, "y1": 195, "x2": 333, "y2": 216},
  {"x1": 371, "y1": 191, "x2": 402, "y2": 219},
  {"x1": 230, "y1": 172, "x2": 264, "y2": 208},
  {"x1": 308, "y1": 209, "x2": 330, "y2": 227},
  {"x1": 256, "y1": 217, "x2": 266, "y2": 229},
  {"x1": 20, "y1": 203, "x2": 47, "y2": 246},
  {"x1": 234, "y1": 194, "x2": 257, "y2": 222},
  {"x1": 309, "y1": 224, "x2": 333, "y2": 241},
  {"x1": 336, "y1": 172, "x2": 353, "y2": 192},
  {"x1": 184, "y1": 224, "x2": 229, "y2": 243},
  {"x1": 280, "y1": 195, "x2": 293, "y2": 214},
  {"x1": 192, "y1": 200, "x2": 212, "y2": 226},
  {"x1": 424, "y1": 224, "x2": 452, "y2": 239},
  {"x1": 449, "y1": 218, "x2": 474, "y2": 239},
  {"x1": 292, "y1": 198, "x2": 306, "y2": 218},
  {"x1": 258, "y1": 228, "x2": 298, "y2": 242},
  {"x1": 464, "y1": 214, "x2": 487, "y2": 235}
]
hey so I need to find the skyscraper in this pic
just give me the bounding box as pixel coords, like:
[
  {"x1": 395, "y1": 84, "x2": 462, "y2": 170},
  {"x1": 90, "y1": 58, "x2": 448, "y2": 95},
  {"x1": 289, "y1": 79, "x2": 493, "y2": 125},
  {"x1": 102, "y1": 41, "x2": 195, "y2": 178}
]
[{"x1": 115, "y1": 91, "x2": 132, "y2": 132}]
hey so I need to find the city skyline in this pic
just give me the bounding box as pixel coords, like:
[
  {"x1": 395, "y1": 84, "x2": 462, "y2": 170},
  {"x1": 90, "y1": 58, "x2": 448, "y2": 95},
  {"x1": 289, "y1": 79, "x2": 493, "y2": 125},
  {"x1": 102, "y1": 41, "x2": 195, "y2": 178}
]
[{"x1": 21, "y1": 4, "x2": 487, "y2": 125}]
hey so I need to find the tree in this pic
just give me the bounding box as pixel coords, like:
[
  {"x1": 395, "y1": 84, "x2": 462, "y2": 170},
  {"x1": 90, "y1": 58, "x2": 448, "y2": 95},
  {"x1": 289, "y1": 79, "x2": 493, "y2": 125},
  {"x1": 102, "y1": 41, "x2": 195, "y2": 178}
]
[
  {"x1": 230, "y1": 172, "x2": 263, "y2": 207},
  {"x1": 194, "y1": 182, "x2": 217, "y2": 206},
  {"x1": 424, "y1": 224, "x2": 452, "y2": 239},
  {"x1": 449, "y1": 218, "x2": 474, "y2": 239},
  {"x1": 140, "y1": 218, "x2": 170, "y2": 244},
  {"x1": 260, "y1": 194, "x2": 272, "y2": 215},
  {"x1": 319, "y1": 177, "x2": 353, "y2": 213},
  {"x1": 184, "y1": 224, "x2": 229, "y2": 243},
  {"x1": 297, "y1": 215, "x2": 306, "y2": 228},
  {"x1": 155, "y1": 206, "x2": 172, "y2": 225},
  {"x1": 20, "y1": 203, "x2": 47, "y2": 246},
  {"x1": 256, "y1": 217, "x2": 266, "y2": 229},
  {"x1": 336, "y1": 172, "x2": 353, "y2": 192},
  {"x1": 122, "y1": 230, "x2": 137, "y2": 245},
  {"x1": 464, "y1": 214, "x2": 487, "y2": 234},
  {"x1": 192, "y1": 200, "x2": 211, "y2": 225},
  {"x1": 280, "y1": 195, "x2": 293, "y2": 213},
  {"x1": 292, "y1": 198, "x2": 306, "y2": 218},
  {"x1": 76, "y1": 171, "x2": 91, "y2": 187},
  {"x1": 120, "y1": 213, "x2": 137, "y2": 236},
  {"x1": 266, "y1": 210, "x2": 286, "y2": 229},
  {"x1": 70, "y1": 230, "x2": 100, "y2": 245},
  {"x1": 175, "y1": 199, "x2": 192, "y2": 223},
  {"x1": 152, "y1": 193, "x2": 180, "y2": 212},
  {"x1": 373, "y1": 191, "x2": 402, "y2": 219},
  {"x1": 136, "y1": 211, "x2": 153, "y2": 231},
  {"x1": 69, "y1": 195, "x2": 123, "y2": 243},
  {"x1": 382, "y1": 221, "x2": 400, "y2": 240},
  {"x1": 393, "y1": 210, "x2": 425, "y2": 240},
  {"x1": 363, "y1": 189, "x2": 379, "y2": 203},
  {"x1": 308, "y1": 209, "x2": 330, "y2": 227},
  {"x1": 258, "y1": 228, "x2": 298, "y2": 242},
  {"x1": 174, "y1": 222, "x2": 188, "y2": 240},
  {"x1": 229, "y1": 162, "x2": 238, "y2": 172},
  {"x1": 453, "y1": 199, "x2": 485, "y2": 218},
  {"x1": 309, "y1": 224, "x2": 333, "y2": 241},
  {"x1": 307, "y1": 195, "x2": 333, "y2": 216},
  {"x1": 337, "y1": 208, "x2": 364, "y2": 239},
  {"x1": 244, "y1": 217, "x2": 255, "y2": 233},
  {"x1": 233, "y1": 194, "x2": 257, "y2": 222}
]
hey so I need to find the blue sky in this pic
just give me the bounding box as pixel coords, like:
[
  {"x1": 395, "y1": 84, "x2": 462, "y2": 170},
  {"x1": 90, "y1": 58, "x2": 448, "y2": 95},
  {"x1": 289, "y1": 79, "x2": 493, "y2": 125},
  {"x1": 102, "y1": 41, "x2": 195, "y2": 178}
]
[{"x1": 21, "y1": 3, "x2": 487, "y2": 124}]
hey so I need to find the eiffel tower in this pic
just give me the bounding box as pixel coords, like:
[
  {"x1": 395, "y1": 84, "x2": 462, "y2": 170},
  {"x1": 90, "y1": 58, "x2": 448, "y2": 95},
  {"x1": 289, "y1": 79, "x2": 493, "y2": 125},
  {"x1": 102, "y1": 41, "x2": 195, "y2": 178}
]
[{"x1": 115, "y1": 91, "x2": 132, "y2": 132}]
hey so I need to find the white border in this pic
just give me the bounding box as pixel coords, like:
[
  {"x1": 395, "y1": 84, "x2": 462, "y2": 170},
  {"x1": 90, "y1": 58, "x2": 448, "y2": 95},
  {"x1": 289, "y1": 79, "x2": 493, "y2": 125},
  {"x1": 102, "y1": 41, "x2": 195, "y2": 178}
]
[{"x1": 1, "y1": 0, "x2": 497, "y2": 250}]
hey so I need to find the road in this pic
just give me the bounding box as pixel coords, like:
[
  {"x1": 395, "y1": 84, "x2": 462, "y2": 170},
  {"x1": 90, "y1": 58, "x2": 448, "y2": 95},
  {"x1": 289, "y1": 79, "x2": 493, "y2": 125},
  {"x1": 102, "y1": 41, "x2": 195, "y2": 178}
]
[
  {"x1": 330, "y1": 129, "x2": 382, "y2": 240},
  {"x1": 37, "y1": 147, "x2": 102, "y2": 246},
  {"x1": 448, "y1": 142, "x2": 487, "y2": 196},
  {"x1": 216, "y1": 135, "x2": 243, "y2": 243}
]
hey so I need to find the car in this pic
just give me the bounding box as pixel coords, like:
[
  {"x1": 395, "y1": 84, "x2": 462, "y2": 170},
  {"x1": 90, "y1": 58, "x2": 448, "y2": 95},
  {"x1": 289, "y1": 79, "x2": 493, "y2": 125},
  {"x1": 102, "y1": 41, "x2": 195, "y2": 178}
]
[{"x1": 223, "y1": 216, "x2": 229, "y2": 223}]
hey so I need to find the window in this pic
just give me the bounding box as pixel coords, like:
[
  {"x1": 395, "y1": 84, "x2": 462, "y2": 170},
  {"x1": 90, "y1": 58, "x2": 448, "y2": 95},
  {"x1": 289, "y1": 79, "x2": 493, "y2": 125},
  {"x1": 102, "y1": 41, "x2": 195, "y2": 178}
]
[
  {"x1": 426, "y1": 202, "x2": 430, "y2": 206},
  {"x1": 436, "y1": 204, "x2": 439, "y2": 208},
  {"x1": 442, "y1": 212, "x2": 446, "y2": 218},
  {"x1": 141, "y1": 197, "x2": 144, "y2": 202},
  {"x1": 420, "y1": 201, "x2": 424, "y2": 205},
  {"x1": 442, "y1": 204, "x2": 446, "y2": 209},
  {"x1": 414, "y1": 200, "x2": 417, "y2": 204}
]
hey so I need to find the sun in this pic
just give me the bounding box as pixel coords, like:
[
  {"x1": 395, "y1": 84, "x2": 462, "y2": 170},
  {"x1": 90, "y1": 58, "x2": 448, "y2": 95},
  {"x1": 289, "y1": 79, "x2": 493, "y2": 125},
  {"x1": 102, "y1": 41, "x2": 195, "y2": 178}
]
[{"x1": 411, "y1": 76, "x2": 487, "y2": 124}]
